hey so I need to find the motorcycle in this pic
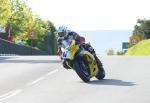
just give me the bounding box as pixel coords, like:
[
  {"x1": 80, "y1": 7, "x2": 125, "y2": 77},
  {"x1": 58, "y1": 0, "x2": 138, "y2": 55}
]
[{"x1": 60, "y1": 40, "x2": 105, "y2": 82}]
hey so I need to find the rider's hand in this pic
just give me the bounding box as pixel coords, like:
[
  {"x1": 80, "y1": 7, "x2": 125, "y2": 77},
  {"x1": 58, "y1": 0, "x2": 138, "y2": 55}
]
[{"x1": 57, "y1": 48, "x2": 62, "y2": 56}]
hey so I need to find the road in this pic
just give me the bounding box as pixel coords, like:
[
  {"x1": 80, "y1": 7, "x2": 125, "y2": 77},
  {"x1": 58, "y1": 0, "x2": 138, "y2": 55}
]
[{"x1": 0, "y1": 56, "x2": 150, "y2": 103}]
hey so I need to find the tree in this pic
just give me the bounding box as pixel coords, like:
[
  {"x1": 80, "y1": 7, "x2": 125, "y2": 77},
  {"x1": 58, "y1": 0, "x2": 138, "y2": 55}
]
[
  {"x1": 133, "y1": 19, "x2": 150, "y2": 39},
  {"x1": 7, "y1": 0, "x2": 34, "y2": 40},
  {"x1": 36, "y1": 20, "x2": 57, "y2": 55},
  {"x1": 0, "y1": 0, "x2": 11, "y2": 25},
  {"x1": 0, "y1": 0, "x2": 58, "y2": 55}
]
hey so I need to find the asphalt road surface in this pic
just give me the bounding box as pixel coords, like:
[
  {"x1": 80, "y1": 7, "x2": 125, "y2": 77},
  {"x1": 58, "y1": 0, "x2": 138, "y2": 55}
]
[{"x1": 0, "y1": 56, "x2": 150, "y2": 103}]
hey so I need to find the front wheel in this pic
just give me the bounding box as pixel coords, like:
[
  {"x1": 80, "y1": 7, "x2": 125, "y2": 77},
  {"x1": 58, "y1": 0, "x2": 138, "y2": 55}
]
[{"x1": 73, "y1": 59, "x2": 90, "y2": 82}]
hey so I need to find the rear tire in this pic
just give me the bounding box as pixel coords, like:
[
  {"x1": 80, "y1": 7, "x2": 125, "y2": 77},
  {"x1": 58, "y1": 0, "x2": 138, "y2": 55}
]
[
  {"x1": 95, "y1": 67, "x2": 105, "y2": 80},
  {"x1": 95, "y1": 57, "x2": 105, "y2": 80},
  {"x1": 73, "y1": 59, "x2": 90, "y2": 82}
]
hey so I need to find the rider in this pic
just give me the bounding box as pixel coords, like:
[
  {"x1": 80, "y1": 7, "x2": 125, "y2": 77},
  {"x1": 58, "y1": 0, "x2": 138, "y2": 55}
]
[{"x1": 57, "y1": 26, "x2": 103, "y2": 70}]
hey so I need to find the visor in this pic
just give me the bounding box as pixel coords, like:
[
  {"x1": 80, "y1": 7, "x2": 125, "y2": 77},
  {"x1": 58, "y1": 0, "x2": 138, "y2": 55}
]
[{"x1": 58, "y1": 32, "x2": 66, "y2": 37}]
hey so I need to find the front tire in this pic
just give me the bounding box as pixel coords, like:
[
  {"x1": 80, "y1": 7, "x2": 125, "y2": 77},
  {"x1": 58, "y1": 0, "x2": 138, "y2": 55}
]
[{"x1": 73, "y1": 59, "x2": 90, "y2": 82}]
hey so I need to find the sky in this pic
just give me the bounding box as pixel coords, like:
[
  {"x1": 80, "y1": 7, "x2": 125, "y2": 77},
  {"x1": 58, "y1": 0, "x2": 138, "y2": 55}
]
[
  {"x1": 26, "y1": 0, "x2": 150, "y2": 54},
  {"x1": 26, "y1": 0, "x2": 150, "y2": 30},
  {"x1": 78, "y1": 30, "x2": 132, "y2": 55}
]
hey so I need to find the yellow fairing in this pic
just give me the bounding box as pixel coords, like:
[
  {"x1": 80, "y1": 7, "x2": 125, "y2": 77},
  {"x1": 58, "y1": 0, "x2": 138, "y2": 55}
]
[
  {"x1": 68, "y1": 40, "x2": 98, "y2": 77},
  {"x1": 69, "y1": 41, "x2": 79, "y2": 60},
  {"x1": 83, "y1": 51, "x2": 99, "y2": 77}
]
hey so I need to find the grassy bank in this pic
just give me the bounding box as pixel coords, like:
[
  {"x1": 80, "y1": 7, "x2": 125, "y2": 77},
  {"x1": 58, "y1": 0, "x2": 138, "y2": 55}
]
[{"x1": 125, "y1": 39, "x2": 150, "y2": 56}]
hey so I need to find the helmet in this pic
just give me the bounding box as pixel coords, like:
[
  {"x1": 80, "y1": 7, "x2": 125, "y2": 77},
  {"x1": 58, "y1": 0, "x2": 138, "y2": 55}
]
[{"x1": 57, "y1": 26, "x2": 68, "y2": 37}]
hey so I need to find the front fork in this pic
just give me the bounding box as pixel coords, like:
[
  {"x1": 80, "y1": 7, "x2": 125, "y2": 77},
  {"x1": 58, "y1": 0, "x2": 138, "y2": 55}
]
[{"x1": 62, "y1": 59, "x2": 73, "y2": 69}]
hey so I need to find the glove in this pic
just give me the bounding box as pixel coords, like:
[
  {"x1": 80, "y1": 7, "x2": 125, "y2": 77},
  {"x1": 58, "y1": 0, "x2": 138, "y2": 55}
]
[
  {"x1": 57, "y1": 48, "x2": 63, "y2": 60},
  {"x1": 57, "y1": 48, "x2": 62, "y2": 56}
]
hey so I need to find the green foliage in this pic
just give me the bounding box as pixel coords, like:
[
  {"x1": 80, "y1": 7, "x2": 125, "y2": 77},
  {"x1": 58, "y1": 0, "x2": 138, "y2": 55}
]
[
  {"x1": 0, "y1": 0, "x2": 11, "y2": 25},
  {"x1": 0, "y1": 0, "x2": 58, "y2": 55},
  {"x1": 32, "y1": 20, "x2": 57, "y2": 55},
  {"x1": 7, "y1": 0, "x2": 33, "y2": 38},
  {"x1": 125, "y1": 39, "x2": 150, "y2": 56},
  {"x1": 133, "y1": 19, "x2": 150, "y2": 39},
  {"x1": 116, "y1": 50, "x2": 126, "y2": 55},
  {"x1": 106, "y1": 48, "x2": 114, "y2": 55}
]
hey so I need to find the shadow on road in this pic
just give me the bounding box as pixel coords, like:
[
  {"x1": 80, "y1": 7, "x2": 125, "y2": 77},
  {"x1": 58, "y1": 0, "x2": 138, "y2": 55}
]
[{"x1": 87, "y1": 79, "x2": 136, "y2": 86}]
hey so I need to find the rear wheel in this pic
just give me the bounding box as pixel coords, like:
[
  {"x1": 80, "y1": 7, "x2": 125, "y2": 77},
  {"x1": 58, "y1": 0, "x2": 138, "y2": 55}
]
[
  {"x1": 95, "y1": 67, "x2": 105, "y2": 80},
  {"x1": 73, "y1": 59, "x2": 90, "y2": 82},
  {"x1": 95, "y1": 57, "x2": 105, "y2": 80}
]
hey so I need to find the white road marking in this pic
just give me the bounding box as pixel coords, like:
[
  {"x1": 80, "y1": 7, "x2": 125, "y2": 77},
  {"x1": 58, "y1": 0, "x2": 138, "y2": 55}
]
[
  {"x1": 0, "y1": 69, "x2": 59, "y2": 102},
  {"x1": 27, "y1": 77, "x2": 45, "y2": 86},
  {"x1": 0, "y1": 89, "x2": 22, "y2": 102},
  {"x1": 27, "y1": 69, "x2": 58, "y2": 86},
  {"x1": 46, "y1": 69, "x2": 59, "y2": 76},
  {"x1": 0, "y1": 91, "x2": 12, "y2": 98}
]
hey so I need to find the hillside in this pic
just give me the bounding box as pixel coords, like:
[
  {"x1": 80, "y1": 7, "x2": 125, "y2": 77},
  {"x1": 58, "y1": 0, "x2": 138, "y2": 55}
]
[{"x1": 125, "y1": 39, "x2": 150, "y2": 56}]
